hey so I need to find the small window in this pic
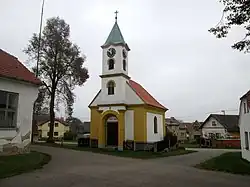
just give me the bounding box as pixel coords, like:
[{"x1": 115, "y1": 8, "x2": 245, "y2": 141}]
[
  {"x1": 209, "y1": 133, "x2": 215, "y2": 138},
  {"x1": 245, "y1": 132, "x2": 249, "y2": 150},
  {"x1": 181, "y1": 132, "x2": 185, "y2": 137},
  {"x1": 216, "y1": 133, "x2": 221, "y2": 139},
  {"x1": 54, "y1": 132, "x2": 59, "y2": 136},
  {"x1": 107, "y1": 81, "x2": 115, "y2": 95},
  {"x1": 123, "y1": 59, "x2": 126, "y2": 71},
  {"x1": 154, "y1": 116, "x2": 158, "y2": 133},
  {"x1": 55, "y1": 122, "x2": 59, "y2": 127},
  {"x1": 0, "y1": 90, "x2": 18, "y2": 128},
  {"x1": 244, "y1": 103, "x2": 247, "y2": 114},
  {"x1": 212, "y1": 121, "x2": 216, "y2": 126},
  {"x1": 47, "y1": 132, "x2": 50, "y2": 136},
  {"x1": 108, "y1": 59, "x2": 114, "y2": 70},
  {"x1": 48, "y1": 122, "x2": 50, "y2": 127}
]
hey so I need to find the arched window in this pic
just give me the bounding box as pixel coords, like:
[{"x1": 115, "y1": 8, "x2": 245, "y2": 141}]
[
  {"x1": 107, "y1": 81, "x2": 115, "y2": 95},
  {"x1": 108, "y1": 59, "x2": 115, "y2": 70},
  {"x1": 154, "y1": 116, "x2": 158, "y2": 134},
  {"x1": 123, "y1": 59, "x2": 126, "y2": 71}
]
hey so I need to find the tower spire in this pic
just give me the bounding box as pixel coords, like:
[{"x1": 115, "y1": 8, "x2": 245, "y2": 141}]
[{"x1": 115, "y1": 10, "x2": 118, "y2": 22}]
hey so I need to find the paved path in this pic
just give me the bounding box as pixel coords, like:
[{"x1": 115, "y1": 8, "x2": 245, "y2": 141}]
[{"x1": 0, "y1": 146, "x2": 250, "y2": 187}]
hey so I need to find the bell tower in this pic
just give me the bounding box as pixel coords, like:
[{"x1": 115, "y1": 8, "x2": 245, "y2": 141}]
[
  {"x1": 99, "y1": 11, "x2": 131, "y2": 104},
  {"x1": 100, "y1": 11, "x2": 130, "y2": 78}
]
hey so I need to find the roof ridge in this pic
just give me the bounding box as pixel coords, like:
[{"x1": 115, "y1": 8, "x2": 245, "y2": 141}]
[
  {"x1": 0, "y1": 49, "x2": 18, "y2": 60},
  {"x1": 0, "y1": 49, "x2": 41, "y2": 85}
]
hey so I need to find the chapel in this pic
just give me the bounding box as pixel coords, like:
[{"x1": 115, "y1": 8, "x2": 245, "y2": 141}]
[{"x1": 89, "y1": 12, "x2": 168, "y2": 151}]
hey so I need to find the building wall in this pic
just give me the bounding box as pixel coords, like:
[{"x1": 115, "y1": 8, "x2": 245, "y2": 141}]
[
  {"x1": 127, "y1": 106, "x2": 147, "y2": 142},
  {"x1": 102, "y1": 45, "x2": 128, "y2": 76},
  {"x1": 239, "y1": 99, "x2": 250, "y2": 162},
  {"x1": 178, "y1": 129, "x2": 187, "y2": 141},
  {"x1": 90, "y1": 81, "x2": 143, "y2": 106},
  {"x1": 0, "y1": 78, "x2": 38, "y2": 155},
  {"x1": 90, "y1": 108, "x2": 101, "y2": 140},
  {"x1": 100, "y1": 76, "x2": 127, "y2": 104},
  {"x1": 202, "y1": 117, "x2": 227, "y2": 138},
  {"x1": 38, "y1": 120, "x2": 70, "y2": 139},
  {"x1": 146, "y1": 112, "x2": 164, "y2": 142},
  {"x1": 125, "y1": 110, "x2": 134, "y2": 140}
]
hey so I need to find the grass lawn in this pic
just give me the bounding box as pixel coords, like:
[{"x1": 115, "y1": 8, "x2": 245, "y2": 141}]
[
  {"x1": 196, "y1": 152, "x2": 250, "y2": 175},
  {"x1": 35, "y1": 142, "x2": 196, "y2": 159},
  {"x1": 0, "y1": 151, "x2": 51, "y2": 179}
]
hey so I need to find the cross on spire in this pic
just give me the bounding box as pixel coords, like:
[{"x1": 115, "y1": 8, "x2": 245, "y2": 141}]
[{"x1": 115, "y1": 10, "x2": 118, "y2": 22}]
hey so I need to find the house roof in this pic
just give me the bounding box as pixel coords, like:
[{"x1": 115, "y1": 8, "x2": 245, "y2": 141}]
[
  {"x1": 0, "y1": 49, "x2": 41, "y2": 85},
  {"x1": 165, "y1": 117, "x2": 180, "y2": 125},
  {"x1": 240, "y1": 90, "x2": 250, "y2": 100},
  {"x1": 38, "y1": 118, "x2": 69, "y2": 126},
  {"x1": 200, "y1": 114, "x2": 239, "y2": 132},
  {"x1": 101, "y1": 21, "x2": 130, "y2": 51},
  {"x1": 128, "y1": 80, "x2": 167, "y2": 110}
]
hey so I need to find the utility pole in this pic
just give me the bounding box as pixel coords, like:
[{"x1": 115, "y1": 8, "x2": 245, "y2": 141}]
[
  {"x1": 32, "y1": 0, "x2": 45, "y2": 143},
  {"x1": 36, "y1": 0, "x2": 45, "y2": 77}
]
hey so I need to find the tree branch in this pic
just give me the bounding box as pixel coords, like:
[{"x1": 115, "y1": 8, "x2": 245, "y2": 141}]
[{"x1": 42, "y1": 81, "x2": 52, "y2": 94}]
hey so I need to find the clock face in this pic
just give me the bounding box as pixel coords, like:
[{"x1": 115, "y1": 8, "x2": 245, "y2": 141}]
[
  {"x1": 122, "y1": 49, "x2": 127, "y2": 58},
  {"x1": 107, "y1": 48, "x2": 116, "y2": 58}
]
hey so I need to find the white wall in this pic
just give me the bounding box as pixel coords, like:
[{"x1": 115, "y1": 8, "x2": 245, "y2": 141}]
[
  {"x1": 125, "y1": 110, "x2": 134, "y2": 140},
  {"x1": 0, "y1": 78, "x2": 38, "y2": 152},
  {"x1": 98, "y1": 106, "x2": 126, "y2": 113},
  {"x1": 239, "y1": 99, "x2": 250, "y2": 162},
  {"x1": 146, "y1": 112, "x2": 164, "y2": 142},
  {"x1": 102, "y1": 45, "x2": 128, "y2": 76},
  {"x1": 90, "y1": 81, "x2": 143, "y2": 106},
  {"x1": 202, "y1": 117, "x2": 227, "y2": 138},
  {"x1": 125, "y1": 83, "x2": 144, "y2": 105},
  {"x1": 100, "y1": 76, "x2": 127, "y2": 104}
]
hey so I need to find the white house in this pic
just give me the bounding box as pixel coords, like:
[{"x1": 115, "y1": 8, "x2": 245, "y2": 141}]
[
  {"x1": 201, "y1": 114, "x2": 239, "y2": 139},
  {"x1": 239, "y1": 91, "x2": 250, "y2": 162},
  {"x1": 0, "y1": 49, "x2": 40, "y2": 155}
]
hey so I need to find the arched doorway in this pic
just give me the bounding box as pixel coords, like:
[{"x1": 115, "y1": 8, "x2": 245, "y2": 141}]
[{"x1": 105, "y1": 115, "x2": 119, "y2": 147}]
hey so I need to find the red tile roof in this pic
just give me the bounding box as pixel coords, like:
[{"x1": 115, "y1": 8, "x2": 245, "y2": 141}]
[
  {"x1": 0, "y1": 49, "x2": 41, "y2": 85},
  {"x1": 128, "y1": 80, "x2": 167, "y2": 110}
]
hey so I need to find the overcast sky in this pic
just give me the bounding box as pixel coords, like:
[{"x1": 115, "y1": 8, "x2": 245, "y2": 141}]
[{"x1": 1, "y1": 0, "x2": 250, "y2": 122}]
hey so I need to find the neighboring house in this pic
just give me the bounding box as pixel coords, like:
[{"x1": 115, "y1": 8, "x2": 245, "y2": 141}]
[
  {"x1": 0, "y1": 49, "x2": 40, "y2": 155},
  {"x1": 178, "y1": 123, "x2": 189, "y2": 142},
  {"x1": 200, "y1": 114, "x2": 239, "y2": 139},
  {"x1": 32, "y1": 113, "x2": 50, "y2": 141},
  {"x1": 239, "y1": 90, "x2": 250, "y2": 162},
  {"x1": 38, "y1": 119, "x2": 70, "y2": 139},
  {"x1": 165, "y1": 117, "x2": 202, "y2": 142},
  {"x1": 165, "y1": 117, "x2": 180, "y2": 136},
  {"x1": 186, "y1": 120, "x2": 202, "y2": 141}
]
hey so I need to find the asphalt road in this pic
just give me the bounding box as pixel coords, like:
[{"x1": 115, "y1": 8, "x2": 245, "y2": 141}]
[{"x1": 0, "y1": 146, "x2": 249, "y2": 187}]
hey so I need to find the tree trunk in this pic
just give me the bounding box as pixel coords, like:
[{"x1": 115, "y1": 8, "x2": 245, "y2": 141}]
[{"x1": 47, "y1": 88, "x2": 56, "y2": 143}]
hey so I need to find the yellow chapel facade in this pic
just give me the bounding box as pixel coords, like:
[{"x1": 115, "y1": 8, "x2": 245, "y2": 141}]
[{"x1": 89, "y1": 16, "x2": 168, "y2": 151}]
